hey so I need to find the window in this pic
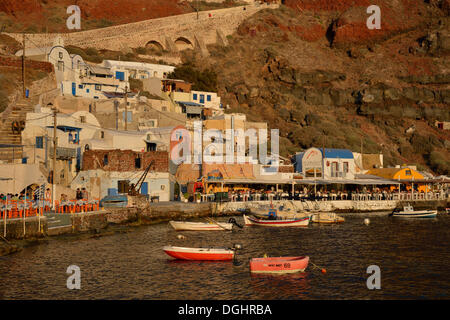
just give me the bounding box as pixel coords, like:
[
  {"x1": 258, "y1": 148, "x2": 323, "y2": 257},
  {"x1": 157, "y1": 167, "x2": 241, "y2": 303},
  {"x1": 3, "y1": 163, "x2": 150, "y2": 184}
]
[
  {"x1": 207, "y1": 95, "x2": 211, "y2": 102},
  {"x1": 162, "y1": 106, "x2": 167, "y2": 112},
  {"x1": 193, "y1": 93, "x2": 198, "y2": 100},
  {"x1": 57, "y1": 61, "x2": 64, "y2": 71},
  {"x1": 86, "y1": 89, "x2": 90, "y2": 93},
  {"x1": 331, "y1": 162, "x2": 339, "y2": 177},
  {"x1": 36, "y1": 136, "x2": 44, "y2": 149},
  {"x1": 80, "y1": 116, "x2": 86, "y2": 123},
  {"x1": 103, "y1": 154, "x2": 108, "y2": 166},
  {"x1": 95, "y1": 84, "x2": 101, "y2": 91},
  {"x1": 200, "y1": 94, "x2": 205, "y2": 104},
  {"x1": 405, "y1": 170, "x2": 412, "y2": 176},
  {"x1": 101, "y1": 131, "x2": 105, "y2": 139},
  {"x1": 85, "y1": 145, "x2": 90, "y2": 151},
  {"x1": 148, "y1": 120, "x2": 155, "y2": 128},
  {"x1": 161, "y1": 185, "x2": 165, "y2": 190},
  {"x1": 123, "y1": 111, "x2": 132, "y2": 123},
  {"x1": 78, "y1": 84, "x2": 83, "y2": 89},
  {"x1": 59, "y1": 52, "x2": 63, "y2": 59},
  {"x1": 135, "y1": 156, "x2": 141, "y2": 169},
  {"x1": 343, "y1": 162, "x2": 349, "y2": 173}
]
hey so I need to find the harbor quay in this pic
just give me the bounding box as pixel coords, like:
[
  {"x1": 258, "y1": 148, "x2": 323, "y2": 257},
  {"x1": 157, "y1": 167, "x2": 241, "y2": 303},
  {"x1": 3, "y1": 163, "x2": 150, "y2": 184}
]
[{"x1": 1, "y1": 197, "x2": 448, "y2": 246}]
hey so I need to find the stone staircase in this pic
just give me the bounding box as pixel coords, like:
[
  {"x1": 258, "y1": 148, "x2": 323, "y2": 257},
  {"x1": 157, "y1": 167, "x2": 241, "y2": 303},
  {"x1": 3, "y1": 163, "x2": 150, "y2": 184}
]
[{"x1": 0, "y1": 94, "x2": 37, "y2": 162}]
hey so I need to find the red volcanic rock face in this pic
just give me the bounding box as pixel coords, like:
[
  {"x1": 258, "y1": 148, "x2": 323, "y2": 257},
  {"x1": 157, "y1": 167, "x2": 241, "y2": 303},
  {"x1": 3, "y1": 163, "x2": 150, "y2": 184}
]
[
  {"x1": 0, "y1": 0, "x2": 191, "y2": 32},
  {"x1": 284, "y1": 0, "x2": 434, "y2": 46},
  {"x1": 77, "y1": 0, "x2": 189, "y2": 24},
  {"x1": 0, "y1": 0, "x2": 42, "y2": 16}
]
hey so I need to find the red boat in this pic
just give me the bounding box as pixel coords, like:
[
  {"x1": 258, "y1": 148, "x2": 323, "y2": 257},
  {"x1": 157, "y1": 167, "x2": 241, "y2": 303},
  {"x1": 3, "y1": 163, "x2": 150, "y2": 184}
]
[
  {"x1": 163, "y1": 245, "x2": 235, "y2": 261},
  {"x1": 250, "y1": 256, "x2": 310, "y2": 274}
]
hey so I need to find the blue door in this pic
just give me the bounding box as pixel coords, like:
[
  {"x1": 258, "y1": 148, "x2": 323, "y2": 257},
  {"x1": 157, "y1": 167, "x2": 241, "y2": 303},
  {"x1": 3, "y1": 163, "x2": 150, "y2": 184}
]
[
  {"x1": 72, "y1": 82, "x2": 76, "y2": 96},
  {"x1": 200, "y1": 94, "x2": 205, "y2": 104},
  {"x1": 115, "y1": 71, "x2": 125, "y2": 81},
  {"x1": 141, "y1": 182, "x2": 148, "y2": 195}
]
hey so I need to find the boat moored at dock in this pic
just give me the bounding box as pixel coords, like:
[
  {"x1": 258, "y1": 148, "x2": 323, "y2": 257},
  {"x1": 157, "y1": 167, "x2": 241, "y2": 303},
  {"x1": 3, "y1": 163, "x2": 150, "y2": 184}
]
[
  {"x1": 243, "y1": 214, "x2": 310, "y2": 227},
  {"x1": 390, "y1": 204, "x2": 437, "y2": 218},
  {"x1": 311, "y1": 212, "x2": 345, "y2": 224},
  {"x1": 163, "y1": 246, "x2": 235, "y2": 261},
  {"x1": 250, "y1": 256, "x2": 309, "y2": 274},
  {"x1": 169, "y1": 220, "x2": 233, "y2": 231}
]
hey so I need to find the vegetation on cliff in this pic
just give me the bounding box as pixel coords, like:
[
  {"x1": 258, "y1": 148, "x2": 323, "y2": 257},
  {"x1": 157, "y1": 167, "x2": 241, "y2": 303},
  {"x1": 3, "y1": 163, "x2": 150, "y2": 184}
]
[{"x1": 179, "y1": 3, "x2": 449, "y2": 174}]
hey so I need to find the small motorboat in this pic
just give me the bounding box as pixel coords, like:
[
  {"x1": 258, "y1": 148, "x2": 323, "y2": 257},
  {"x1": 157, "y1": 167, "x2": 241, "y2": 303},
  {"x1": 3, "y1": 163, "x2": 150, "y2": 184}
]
[
  {"x1": 243, "y1": 214, "x2": 310, "y2": 227},
  {"x1": 389, "y1": 204, "x2": 437, "y2": 218},
  {"x1": 250, "y1": 256, "x2": 309, "y2": 274},
  {"x1": 163, "y1": 245, "x2": 235, "y2": 261},
  {"x1": 311, "y1": 212, "x2": 345, "y2": 224},
  {"x1": 169, "y1": 220, "x2": 233, "y2": 231}
]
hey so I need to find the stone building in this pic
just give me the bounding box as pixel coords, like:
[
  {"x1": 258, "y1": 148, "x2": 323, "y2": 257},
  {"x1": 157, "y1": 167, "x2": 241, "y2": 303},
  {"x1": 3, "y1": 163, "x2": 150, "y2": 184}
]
[{"x1": 72, "y1": 150, "x2": 175, "y2": 201}]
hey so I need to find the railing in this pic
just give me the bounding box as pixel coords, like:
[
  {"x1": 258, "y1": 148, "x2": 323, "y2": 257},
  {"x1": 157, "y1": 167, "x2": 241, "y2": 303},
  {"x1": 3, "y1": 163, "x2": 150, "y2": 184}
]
[
  {"x1": 195, "y1": 192, "x2": 448, "y2": 203},
  {"x1": 0, "y1": 199, "x2": 100, "y2": 219}
]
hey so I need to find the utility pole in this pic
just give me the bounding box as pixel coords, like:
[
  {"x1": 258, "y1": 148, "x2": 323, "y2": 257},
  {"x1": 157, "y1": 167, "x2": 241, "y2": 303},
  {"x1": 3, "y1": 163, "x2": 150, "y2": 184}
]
[
  {"x1": 52, "y1": 107, "x2": 57, "y2": 210},
  {"x1": 124, "y1": 86, "x2": 128, "y2": 131},
  {"x1": 22, "y1": 33, "x2": 26, "y2": 98},
  {"x1": 114, "y1": 100, "x2": 119, "y2": 130}
]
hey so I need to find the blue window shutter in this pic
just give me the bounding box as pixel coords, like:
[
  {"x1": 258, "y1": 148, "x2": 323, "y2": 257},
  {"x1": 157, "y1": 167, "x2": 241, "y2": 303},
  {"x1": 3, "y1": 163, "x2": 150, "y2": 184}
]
[
  {"x1": 36, "y1": 136, "x2": 43, "y2": 149},
  {"x1": 115, "y1": 71, "x2": 125, "y2": 81},
  {"x1": 193, "y1": 93, "x2": 197, "y2": 100},
  {"x1": 207, "y1": 95, "x2": 211, "y2": 102}
]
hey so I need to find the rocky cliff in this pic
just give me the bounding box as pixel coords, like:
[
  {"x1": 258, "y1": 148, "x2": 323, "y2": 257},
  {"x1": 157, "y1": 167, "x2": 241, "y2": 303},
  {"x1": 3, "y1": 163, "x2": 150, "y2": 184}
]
[{"x1": 184, "y1": 1, "x2": 449, "y2": 174}]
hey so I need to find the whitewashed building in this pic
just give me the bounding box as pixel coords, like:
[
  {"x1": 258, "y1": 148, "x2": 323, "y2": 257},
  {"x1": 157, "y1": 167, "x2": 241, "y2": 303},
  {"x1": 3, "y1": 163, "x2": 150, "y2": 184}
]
[{"x1": 102, "y1": 60, "x2": 175, "y2": 80}]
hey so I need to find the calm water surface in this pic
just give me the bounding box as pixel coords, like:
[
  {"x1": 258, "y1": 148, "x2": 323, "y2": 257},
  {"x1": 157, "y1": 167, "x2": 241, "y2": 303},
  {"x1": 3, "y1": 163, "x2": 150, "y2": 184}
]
[{"x1": 0, "y1": 213, "x2": 449, "y2": 299}]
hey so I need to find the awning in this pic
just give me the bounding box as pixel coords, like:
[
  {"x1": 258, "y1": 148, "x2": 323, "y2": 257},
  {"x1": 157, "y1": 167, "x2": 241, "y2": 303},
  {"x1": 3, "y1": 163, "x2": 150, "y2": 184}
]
[
  {"x1": 185, "y1": 105, "x2": 203, "y2": 115},
  {"x1": 0, "y1": 144, "x2": 23, "y2": 148},
  {"x1": 177, "y1": 101, "x2": 203, "y2": 107},
  {"x1": 46, "y1": 125, "x2": 81, "y2": 132}
]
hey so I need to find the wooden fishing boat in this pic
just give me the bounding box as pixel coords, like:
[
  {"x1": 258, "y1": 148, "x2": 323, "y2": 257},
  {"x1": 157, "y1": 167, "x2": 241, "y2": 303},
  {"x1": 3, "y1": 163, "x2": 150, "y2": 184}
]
[
  {"x1": 243, "y1": 214, "x2": 310, "y2": 227},
  {"x1": 250, "y1": 256, "x2": 309, "y2": 274},
  {"x1": 390, "y1": 204, "x2": 437, "y2": 218},
  {"x1": 163, "y1": 246, "x2": 235, "y2": 261},
  {"x1": 169, "y1": 220, "x2": 233, "y2": 231},
  {"x1": 311, "y1": 212, "x2": 345, "y2": 224}
]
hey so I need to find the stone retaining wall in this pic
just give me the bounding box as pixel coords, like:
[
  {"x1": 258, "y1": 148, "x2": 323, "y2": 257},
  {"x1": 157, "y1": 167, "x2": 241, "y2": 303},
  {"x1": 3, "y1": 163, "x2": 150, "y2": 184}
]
[{"x1": 0, "y1": 216, "x2": 47, "y2": 240}]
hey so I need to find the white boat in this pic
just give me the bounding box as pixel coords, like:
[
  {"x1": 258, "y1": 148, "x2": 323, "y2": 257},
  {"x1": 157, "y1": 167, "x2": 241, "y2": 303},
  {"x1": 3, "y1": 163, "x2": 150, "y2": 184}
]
[
  {"x1": 311, "y1": 212, "x2": 345, "y2": 224},
  {"x1": 243, "y1": 214, "x2": 310, "y2": 227},
  {"x1": 169, "y1": 220, "x2": 233, "y2": 231},
  {"x1": 390, "y1": 204, "x2": 437, "y2": 218}
]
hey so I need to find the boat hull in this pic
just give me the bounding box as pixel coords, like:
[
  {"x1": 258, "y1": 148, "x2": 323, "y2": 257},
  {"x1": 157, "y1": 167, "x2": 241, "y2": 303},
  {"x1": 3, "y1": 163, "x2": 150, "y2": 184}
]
[
  {"x1": 311, "y1": 213, "x2": 345, "y2": 224},
  {"x1": 250, "y1": 256, "x2": 309, "y2": 274},
  {"x1": 243, "y1": 215, "x2": 309, "y2": 227},
  {"x1": 163, "y1": 246, "x2": 234, "y2": 261},
  {"x1": 392, "y1": 210, "x2": 437, "y2": 218},
  {"x1": 169, "y1": 221, "x2": 233, "y2": 231}
]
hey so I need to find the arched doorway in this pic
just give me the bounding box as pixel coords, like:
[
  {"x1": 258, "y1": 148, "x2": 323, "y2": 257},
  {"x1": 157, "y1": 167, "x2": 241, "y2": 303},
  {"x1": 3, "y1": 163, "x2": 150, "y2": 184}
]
[
  {"x1": 146, "y1": 40, "x2": 164, "y2": 52},
  {"x1": 174, "y1": 37, "x2": 194, "y2": 51}
]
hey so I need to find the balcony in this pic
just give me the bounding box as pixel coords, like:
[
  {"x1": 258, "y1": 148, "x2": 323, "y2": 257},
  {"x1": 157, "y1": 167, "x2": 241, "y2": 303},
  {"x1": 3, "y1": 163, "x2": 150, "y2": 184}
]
[{"x1": 49, "y1": 147, "x2": 77, "y2": 159}]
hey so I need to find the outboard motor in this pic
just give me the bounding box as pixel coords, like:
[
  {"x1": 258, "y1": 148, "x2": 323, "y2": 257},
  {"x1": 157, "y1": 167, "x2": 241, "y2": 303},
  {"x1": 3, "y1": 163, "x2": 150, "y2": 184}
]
[{"x1": 228, "y1": 217, "x2": 243, "y2": 229}]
